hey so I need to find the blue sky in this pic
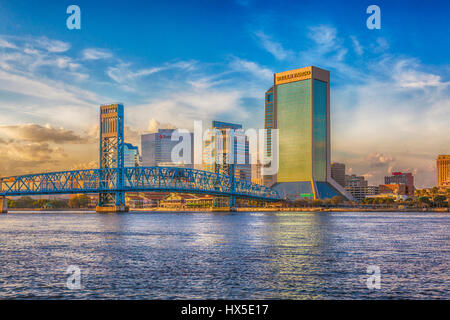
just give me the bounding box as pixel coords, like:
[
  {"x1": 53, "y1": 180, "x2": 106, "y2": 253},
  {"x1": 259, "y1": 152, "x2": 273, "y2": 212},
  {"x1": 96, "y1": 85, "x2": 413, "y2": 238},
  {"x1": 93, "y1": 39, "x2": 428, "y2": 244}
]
[{"x1": 0, "y1": 0, "x2": 449, "y2": 187}]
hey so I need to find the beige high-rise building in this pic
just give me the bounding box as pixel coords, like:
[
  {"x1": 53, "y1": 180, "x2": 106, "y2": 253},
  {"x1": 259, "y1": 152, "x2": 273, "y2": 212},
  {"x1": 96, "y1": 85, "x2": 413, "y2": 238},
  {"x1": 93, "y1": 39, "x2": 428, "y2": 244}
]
[{"x1": 437, "y1": 155, "x2": 450, "y2": 188}]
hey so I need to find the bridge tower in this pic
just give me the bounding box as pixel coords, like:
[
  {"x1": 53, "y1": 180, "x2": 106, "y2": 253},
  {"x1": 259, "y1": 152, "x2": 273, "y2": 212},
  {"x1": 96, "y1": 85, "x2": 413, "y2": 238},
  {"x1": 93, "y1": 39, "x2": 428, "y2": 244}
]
[
  {"x1": 0, "y1": 196, "x2": 7, "y2": 214},
  {"x1": 96, "y1": 103, "x2": 129, "y2": 213}
]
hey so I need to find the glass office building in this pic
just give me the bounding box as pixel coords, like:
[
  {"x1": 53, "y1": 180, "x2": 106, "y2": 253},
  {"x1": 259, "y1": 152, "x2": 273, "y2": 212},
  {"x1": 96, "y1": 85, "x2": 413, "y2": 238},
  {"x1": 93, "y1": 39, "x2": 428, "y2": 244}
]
[
  {"x1": 203, "y1": 121, "x2": 251, "y2": 181},
  {"x1": 264, "y1": 66, "x2": 352, "y2": 200},
  {"x1": 124, "y1": 143, "x2": 140, "y2": 167},
  {"x1": 141, "y1": 129, "x2": 194, "y2": 168},
  {"x1": 202, "y1": 121, "x2": 251, "y2": 207}
]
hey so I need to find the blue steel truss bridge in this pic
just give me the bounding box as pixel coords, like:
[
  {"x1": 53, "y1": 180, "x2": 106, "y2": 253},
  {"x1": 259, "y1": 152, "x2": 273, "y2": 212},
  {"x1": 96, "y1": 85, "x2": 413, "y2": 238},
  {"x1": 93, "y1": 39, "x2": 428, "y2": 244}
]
[
  {"x1": 0, "y1": 167, "x2": 279, "y2": 200},
  {"x1": 0, "y1": 103, "x2": 280, "y2": 213}
]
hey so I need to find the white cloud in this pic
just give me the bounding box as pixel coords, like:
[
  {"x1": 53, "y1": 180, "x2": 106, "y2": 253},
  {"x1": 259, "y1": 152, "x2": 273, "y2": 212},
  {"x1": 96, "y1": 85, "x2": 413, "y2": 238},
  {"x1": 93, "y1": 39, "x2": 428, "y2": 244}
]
[
  {"x1": 0, "y1": 38, "x2": 17, "y2": 49},
  {"x1": 34, "y1": 37, "x2": 71, "y2": 53},
  {"x1": 146, "y1": 118, "x2": 176, "y2": 133},
  {"x1": 82, "y1": 48, "x2": 113, "y2": 60},
  {"x1": 229, "y1": 57, "x2": 273, "y2": 80},
  {"x1": 350, "y1": 36, "x2": 363, "y2": 55},
  {"x1": 129, "y1": 89, "x2": 249, "y2": 131},
  {"x1": 393, "y1": 60, "x2": 449, "y2": 89},
  {"x1": 254, "y1": 31, "x2": 293, "y2": 61},
  {"x1": 0, "y1": 69, "x2": 98, "y2": 105},
  {"x1": 308, "y1": 25, "x2": 337, "y2": 50},
  {"x1": 106, "y1": 60, "x2": 196, "y2": 84}
]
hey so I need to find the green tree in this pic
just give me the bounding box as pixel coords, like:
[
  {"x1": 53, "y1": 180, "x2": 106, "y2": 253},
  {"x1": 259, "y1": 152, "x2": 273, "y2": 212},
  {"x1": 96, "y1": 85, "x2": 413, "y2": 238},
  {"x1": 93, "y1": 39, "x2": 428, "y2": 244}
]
[
  {"x1": 32, "y1": 199, "x2": 50, "y2": 208},
  {"x1": 15, "y1": 196, "x2": 35, "y2": 208},
  {"x1": 7, "y1": 199, "x2": 16, "y2": 208},
  {"x1": 331, "y1": 196, "x2": 344, "y2": 206},
  {"x1": 433, "y1": 195, "x2": 447, "y2": 208},
  {"x1": 418, "y1": 196, "x2": 431, "y2": 207},
  {"x1": 312, "y1": 199, "x2": 323, "y2": 207},
  {"x1": 69, "y1": 194, "x2": 91, "y2": 208},
  {"x1": 49, "y1": 199, "x2": 69, "y2": 208},
  {"x1": 430, "y1": 187, "x2": 439, "y2": 196}
]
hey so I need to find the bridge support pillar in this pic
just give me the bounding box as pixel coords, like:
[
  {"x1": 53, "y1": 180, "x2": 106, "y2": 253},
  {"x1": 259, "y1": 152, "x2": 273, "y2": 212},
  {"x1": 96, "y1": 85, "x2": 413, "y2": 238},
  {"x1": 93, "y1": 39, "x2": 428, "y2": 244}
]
[
  {"x1": 96, "y1": 205, "x2": 129, "y2": 213},
  {"x1": 1, "y1": 196, "x2": 7, "y2": 214}
]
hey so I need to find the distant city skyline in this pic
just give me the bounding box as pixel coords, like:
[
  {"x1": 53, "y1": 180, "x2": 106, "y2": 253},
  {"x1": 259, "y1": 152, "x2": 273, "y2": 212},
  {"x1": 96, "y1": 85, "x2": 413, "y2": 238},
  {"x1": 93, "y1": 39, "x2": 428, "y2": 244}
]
[{"x1": 0, "y1": 0, "x2": 449, "y2": 188}]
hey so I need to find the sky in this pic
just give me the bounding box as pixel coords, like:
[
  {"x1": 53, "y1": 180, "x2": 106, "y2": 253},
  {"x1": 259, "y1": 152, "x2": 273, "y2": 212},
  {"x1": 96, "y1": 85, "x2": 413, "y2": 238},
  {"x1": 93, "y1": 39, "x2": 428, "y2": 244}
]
[{"x1": 0, "y1": 0, "x2": 449, "y2": 188}]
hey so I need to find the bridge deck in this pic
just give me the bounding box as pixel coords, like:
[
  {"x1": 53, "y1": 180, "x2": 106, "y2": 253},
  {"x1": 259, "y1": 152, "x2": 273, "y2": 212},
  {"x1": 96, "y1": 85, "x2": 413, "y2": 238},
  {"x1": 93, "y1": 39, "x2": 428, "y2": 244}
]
[{"x1": 0, "y1": 166, "x2": 280, "y2": 201}]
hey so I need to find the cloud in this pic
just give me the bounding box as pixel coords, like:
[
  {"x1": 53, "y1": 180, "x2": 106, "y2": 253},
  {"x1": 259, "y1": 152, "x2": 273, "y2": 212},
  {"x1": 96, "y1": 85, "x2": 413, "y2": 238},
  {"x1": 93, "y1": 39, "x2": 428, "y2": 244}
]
[
  {"x1": 0, "y1": 140, "x2": 69, "y2": 176},
  {"x1": 0, "y1": 37, "x2": 99, "y2": 110},
  {"x1": 69, "y1": 160, "x2": 98, "y2": 171},
  {"x1": 82, "y1": 48, "x2": 113, "y2": 60},
  {"x1": 106, "y1": 60, "x2": 196, "y2": 85},
  {"x1": 350, "y1": 36, "x2": 363, "y2": 55},
  {"x1": 308, "y1": 25, "x2": 337, "y2": 50},
  {"x1": 374, "y1": 37, "x2": 389, "y2": 52},
  {"x1": 229, "y1": 57, "x2": 273, "y2": 79},
  {"x1": 107, "y1": 63, "x2": 163, "y2": 83},
  {"x1": 254, "y1": 31, "x2": 293, "y2": 61},
  {"x1": 0, "y1": 69, "x2": 98, "y2": 105},
  {"x1": 0, "y1": 124, "x2": 89, "y2": 144},
  {"x1": 146, "y1": 118, "x2": 176, "y2": 133},
  {"x1": 0, "y1": 38, "x2": 17, "y2": 49},
  {"x1": 129, "y1": 89, "x2": 249, "y2": 131},
  {"x1": 366, "y1": 153, "x2": 395, "y2": 168},
  {"x1": 393, "y1": 60, "x2": 449, "y2": 89},
  {"x1": 34, "y1": 37, "x2": 71, "y2": 53}
]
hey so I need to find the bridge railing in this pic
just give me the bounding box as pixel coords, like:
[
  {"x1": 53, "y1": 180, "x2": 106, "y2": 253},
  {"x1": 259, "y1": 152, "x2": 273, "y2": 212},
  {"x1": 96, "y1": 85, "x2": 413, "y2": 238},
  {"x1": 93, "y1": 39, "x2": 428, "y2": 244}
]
[{"x1": 0, "y1": 167, "x2": 280, "y2": 201}]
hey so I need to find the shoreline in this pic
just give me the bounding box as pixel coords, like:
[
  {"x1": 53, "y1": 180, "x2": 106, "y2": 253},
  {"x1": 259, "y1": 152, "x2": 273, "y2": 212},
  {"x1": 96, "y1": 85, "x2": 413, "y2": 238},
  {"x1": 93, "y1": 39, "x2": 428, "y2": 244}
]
[{"x1": 4, "y1": 207, "x2": 449, "y2": 213}]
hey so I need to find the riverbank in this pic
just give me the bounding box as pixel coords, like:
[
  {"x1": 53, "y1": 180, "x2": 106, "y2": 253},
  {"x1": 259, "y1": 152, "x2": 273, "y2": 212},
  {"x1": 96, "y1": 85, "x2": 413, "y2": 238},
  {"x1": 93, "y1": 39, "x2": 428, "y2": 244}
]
[{"x1": 5, "y1": 207, "x2": 449, "y2": 213}]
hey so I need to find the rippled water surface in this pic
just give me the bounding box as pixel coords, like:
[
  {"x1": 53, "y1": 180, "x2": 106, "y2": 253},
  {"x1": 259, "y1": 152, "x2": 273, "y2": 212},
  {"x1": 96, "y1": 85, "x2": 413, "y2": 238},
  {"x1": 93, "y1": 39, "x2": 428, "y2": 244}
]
[{"x1": 0, "y1": 211, "x2": 448, "y2": 299}]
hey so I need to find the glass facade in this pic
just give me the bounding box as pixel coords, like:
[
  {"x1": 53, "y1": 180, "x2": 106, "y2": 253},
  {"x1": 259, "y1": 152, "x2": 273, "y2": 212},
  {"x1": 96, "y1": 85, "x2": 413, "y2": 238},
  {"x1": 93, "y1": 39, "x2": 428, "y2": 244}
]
[
  {"x1": 141, "y1": 129, "x2": 193, "y2": 167},
  {"x1": 203, "y1": 121, "x2": 251, "y2": 181},
  {"x1": 124, "y1": 143, "x2": 140, "y2": 167},
  {"x1": 276, "y1": 79, "x2": 312, "y2": 182},
  {"x1": 313, "y1": 79, "x2": 327, "y2": 181},
  {"x1": 268, "y1": 66, "x2": 348, "y2": 200},
  {"x1": 264, "y1": 88, "x2": 274, "y2": 157}
]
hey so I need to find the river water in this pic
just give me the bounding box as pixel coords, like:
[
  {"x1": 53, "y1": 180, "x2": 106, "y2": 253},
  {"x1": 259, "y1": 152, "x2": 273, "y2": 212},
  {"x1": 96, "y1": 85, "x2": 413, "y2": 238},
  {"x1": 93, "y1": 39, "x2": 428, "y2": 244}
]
[{"x1": 0, "y1": 211, "x2": 448, "y2": 299}]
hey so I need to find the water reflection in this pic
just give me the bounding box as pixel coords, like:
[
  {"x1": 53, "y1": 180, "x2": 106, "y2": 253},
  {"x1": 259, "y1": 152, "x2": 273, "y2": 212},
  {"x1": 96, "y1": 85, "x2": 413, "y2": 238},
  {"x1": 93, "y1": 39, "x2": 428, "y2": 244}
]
[{"x1": 0, "y1": 211, "x2": 448, "y2": 299}]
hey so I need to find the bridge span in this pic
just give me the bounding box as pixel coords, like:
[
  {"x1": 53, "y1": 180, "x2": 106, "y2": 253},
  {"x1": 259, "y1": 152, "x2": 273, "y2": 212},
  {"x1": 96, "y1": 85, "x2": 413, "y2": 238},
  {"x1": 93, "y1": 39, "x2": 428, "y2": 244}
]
[{"x1": 0, "y1": 166, "x2": 280, "y2": 212}]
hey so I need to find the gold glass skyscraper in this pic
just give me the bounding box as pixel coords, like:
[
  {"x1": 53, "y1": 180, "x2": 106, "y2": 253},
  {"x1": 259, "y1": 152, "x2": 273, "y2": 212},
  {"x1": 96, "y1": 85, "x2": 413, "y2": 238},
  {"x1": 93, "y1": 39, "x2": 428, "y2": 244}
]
[
  {"x1": 437, "y1": 155, "x2": 450, "y2": 188},
  {"x1": 264, "y1": 66, "x2": 352, "y2": 200}
]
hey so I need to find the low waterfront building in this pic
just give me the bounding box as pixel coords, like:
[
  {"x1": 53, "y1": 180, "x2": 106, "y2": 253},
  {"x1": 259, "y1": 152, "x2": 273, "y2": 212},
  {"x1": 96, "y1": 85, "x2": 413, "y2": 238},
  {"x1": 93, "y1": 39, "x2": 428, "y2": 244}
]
[
  {"x1": 160, "y1": 193, "x2": 213, "y2": 208},
  {"x1": 379, "y1": 183, "x2": 408, "y2": 196},
  {"x1": 344, "y1": 174, "x2": 379, "y2": 201},
  {"x1": 142, "y1": 192, "x2": 168, "y2": 208},
  {"x1": 345, "y1": 185, "x2": 379, "y2": 202},
  {"x1": 345, "y1": 174, "x2": 368, "y2": 188},
  {"x1": 384, "y1": 172, "x2": 414, "y2": 196}
]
